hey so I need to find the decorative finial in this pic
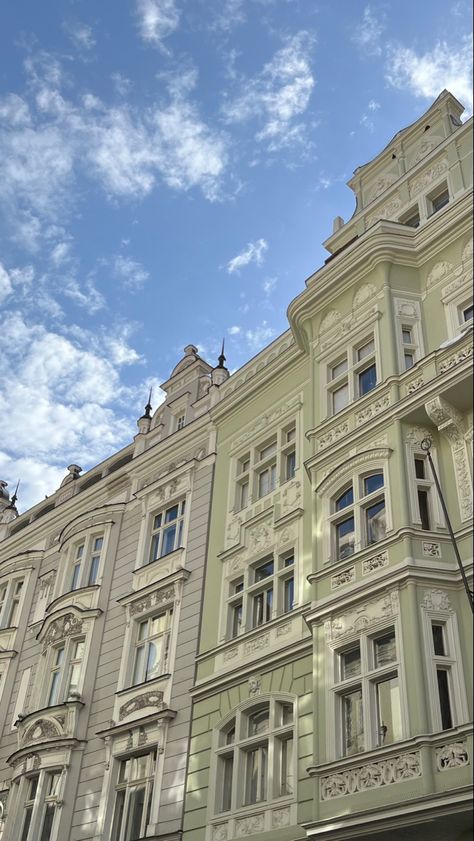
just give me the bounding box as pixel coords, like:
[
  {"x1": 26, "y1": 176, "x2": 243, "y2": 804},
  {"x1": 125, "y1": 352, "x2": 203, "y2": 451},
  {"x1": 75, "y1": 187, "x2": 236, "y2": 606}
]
[
  {"x1": 218, "y1": 338, "x2": 226, "y2": 368},
  {"x1": 11, "y1": 479, "x2": 20, "y2": 507},
  {"x1": 144, "y1": 387, "x2": 153, "y2": 419}
]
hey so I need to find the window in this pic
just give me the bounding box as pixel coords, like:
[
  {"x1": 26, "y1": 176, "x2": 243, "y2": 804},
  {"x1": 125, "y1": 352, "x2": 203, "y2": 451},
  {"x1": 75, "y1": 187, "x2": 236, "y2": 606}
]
[
  {"x1": 67, "y1": 535, "x2": 104, "y2": 592},
  {"x1": 148, "y1": 500, "x2": 185, "y2": 562},
  {"x1": 215, "y1": 699, "x2": 295, "y2": 814},
  {"x1": 413, "y1": 455, "x2": 432, "y2": 530},
  {"x1": 111, "y1": 752, "x2": 156, "y2": 841},
  {"x1": 427, "y1": 183, "x2": 449, "y2": 216},
  {"x1": 176, "y1": 414, "x2": 186, "y2": 430},
  {"x1": 400, "y1": 207, "x2": 420, "y2": 228},
  {"x1": 226, "y1": 553, "x2": 295, "y2": 638},
  {"x1": 132, "y1": 610, "x2": 172, "y2": 685},
  {"x1": 462, "y1": 303, "x2": 473, "y2": 323},
  {"x1": 47, "y1": 637, "x2": 85, "y2": 706},
  {"x1": 429, "y1": 620, "x2": 456, "y2": 731},
  {"x1": 330, "y1": 472, "x2": 386, "y2": 561},
  {"x1": 333, "y1": 628, "x2": 402, "y2": 757},
  {"x1": 327, "y1": 335, "x2": 378, "y2": 415},
  {"x1": 0, "y1": 577, "x2": 24, "y2": 628},
  {"x1": 401, "y1": 325, "x2": 417, "y2": 370},
  {"x1": 19, "y1": 771, "x2": 62, "y2": 841},
  {"x1": 234, "y1": 423, "x2": 297, "y2": 511}
]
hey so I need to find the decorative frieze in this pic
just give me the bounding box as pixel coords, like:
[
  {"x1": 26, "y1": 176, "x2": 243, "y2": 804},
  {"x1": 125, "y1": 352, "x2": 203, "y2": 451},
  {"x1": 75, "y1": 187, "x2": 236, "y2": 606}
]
[
  {"x1": 272, "y1": 807, "x2": 291, "y2": 827},
  {"x1": 409, "y1": 157, "x2": 448, "y2": 198},
  {"x1": 422, "y1": 542, "x2": 441, "y2": 558},
  {"x1": 223, "y1": 647, "x2": 239, "y2": 662},
  {"x1": 406, "y1": 377, "x2": 424, "y2": 395},
  {"x1": 324, "y1": 590, "x2": 399, "y2": 642},
  {"x1": 318, "y1": 422, "x2": 350, "y2": 451},
  {"x1": 128, "y1": 586, "x2": 175, "y2": 618},
  {"x1": 118, "y1": 690, "x2": 165, "y2": 721},
  {"x1": 355, "y1": 395, "x2": 390, "y2": 426},
  {"x1": 421, "y1": 589, "x2": 452, "y2": 612},
  {"x1": 362, "y1": 550, "x2": 388, "y2": 575},
  {"x1": 438, "y1": 342, "x2": 473, "y2": 374},
  {"x1": 320, "y1": 750, "x2": 422, "y2": 800},
  {"x1": 367, "y1": 173, "x2": 398, "y2": 201},
  {"x1": 42, "y1": 613, "x2": 84, "y2": 650},
  {"x1": 244, "y1": 633, "x2": 270, "y2": 655},
  {"x1": 436, "y1": 741, "x2": 469, "y2": 771},
  {"x1": 365, "y1": 195, "x2": 402, "y2": 228},
  {"x1": 331, "y1": 568, "x2": 355, "y2": 590},
  {"x1": 235, "y1": 813, "x2": 265, "y2": 836}
]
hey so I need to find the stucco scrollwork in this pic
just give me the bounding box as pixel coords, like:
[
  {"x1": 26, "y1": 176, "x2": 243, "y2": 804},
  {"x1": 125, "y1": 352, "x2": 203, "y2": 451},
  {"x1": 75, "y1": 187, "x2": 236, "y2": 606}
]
[
  {"x1": 436, "y1": 741, "x2": 469, "y2": 771},
  {"x1": 406, "y1": 377, "x2": 424, "y2": 395},
  {"x1": 320, "y1": 750, "x2": 421, "y2": 800},
  {"x1": 244, "y1": 633, "x2": 270, "y2": 655},
  {"x1": 353, "y1": 283, "x2": 377, "y2": 310},
  {"x1": 223, "y1": 647, "x2": 239, "y2": 662},
  {"x1": 366, "y1": 196, "x2": 402, "y2": 228},
  {"x1": 317, "y1": 422, "x2": 349, "y2": 451},
  {"x1": 118, "y1": 690, "x2": 165, "y2": 721},
  {"x1": 355, "y1": 395, "x2": 390, "y2": 426},
  {"x1": 461, "y1": 238, "x2": 473, "y2": 264},
  {"x1": 235, "y1": 814, "x2": 265, "y2": 836},
  {"x1": 409, "y1": 157, "x2": 448, "y2": 198},
  {"x1": 438, "y1": 343, "x2": 473, "y2": 375},
  {"x1": 367, "y1": 173, "x2": 398, "y2": 201},
  {"x1": 22, "y1": 719, "x2": 62, "y2": 746},
  {"x1": 331, "y1": 568, "x2": 355, "y2": 589},
  {"x1": 129, "y1": 586, "x2": 175, "y2": 618},
  {"x1": 272, "y1": 807, "x2": 291, "y2": 827},
  {"x1": 248, "y1": 521, "x2": 273, "y2": 553},
  {"x1": 425, "y1": 260, "x2": 453, "y2": 290},
  {"x1": 325, "y1": 590, "x2": 399, "y2": 641},
  {"x1": 421, "y1": 589, "x2": 452, "y2": 612},
  {"x1": 319, "y1": 309, "x2": 342, "y2": 336},
  {"x1": 362, "y1": 550, "x2": 388, "y2": 575},
  {"x1": 43, "y1": 613, "x2": 84, "y2": 650},
  {"x1": 422, "y1": 542, "x2": 441, "y2": 558},
  {"x1": 425, "y1": 397, "x2": 472, "y2": 521},
  {"x1": 212, "y1": 824, "x2": 228, "y2": 841}
]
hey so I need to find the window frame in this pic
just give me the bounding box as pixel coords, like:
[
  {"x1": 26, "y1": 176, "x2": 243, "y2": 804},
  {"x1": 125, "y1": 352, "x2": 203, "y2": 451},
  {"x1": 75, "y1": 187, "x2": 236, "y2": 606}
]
[
  {"x1": 213, "y1": 697, "x2": 296, "y2": 816},
  {"x1": 328, "y1": 470, "x2": 388, "y2": 562},
  {"x1": 131, "y1": 608, "x2": 173, "y2": 686},
  {"x1": 147, "y1": 499, "x2": 186, "y2": 564},
  {"x1": 109, "y1": 750, "x2": 157, "y2": 841},
  {"x1": 15, "y1": 768, "x2": 63, "y2": 841},
  {"x1": 233, "y1": 421, "x2": 297, "y2": 512},
  {"x1": 63, "y1": 533, "x2": 105, "y2": 594},
  {"x1": 421, "y1": 602, "x2": 468, "y2": 734},
  {"x1": 326, "y1": 333, "x2": 379, "y2": 417},
  {"x1": 405, "y1": 442, "x2": 444, "y2": 532},
  {"x1": 0, "y1": 575, "x2": 25, "y2": 629},
  {"x1": 225, "y1": 551, "x2": 296, "y2": 639},
  {"x1": 45, "y1": 635, "x2": 86, "y2": 706},
  {"x1": 426, "y1": 181, "x2": 450, "y2": 217}
]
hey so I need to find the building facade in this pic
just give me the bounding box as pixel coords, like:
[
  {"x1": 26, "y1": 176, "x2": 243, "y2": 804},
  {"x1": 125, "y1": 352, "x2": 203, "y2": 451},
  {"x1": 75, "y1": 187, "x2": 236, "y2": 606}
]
[
  {"x1": 0, "y1": 91, "x2": 472, "y2": 841},
  {"x1": 182, "y1": 90, "x2": 473, "y2": 841}
]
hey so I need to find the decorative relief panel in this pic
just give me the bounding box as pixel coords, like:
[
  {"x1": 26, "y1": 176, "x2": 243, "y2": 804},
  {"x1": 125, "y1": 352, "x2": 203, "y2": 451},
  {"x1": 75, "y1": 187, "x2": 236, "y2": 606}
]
[
  {"x1": 367, "y1": 173, "x2": 398, "y2": 202},
  {"x1": 406, "y1": 376, "x2": 424, "y2": 395},
  {"x1": 320, "y1": 750, "x2": 422, "y2": 800},
  {"x1": 272, "y1": 807, "x2": 291, "y2": 827},
  {"x1": 425, "y1": 396, "x2": 473, "y2": 521},
  {"x1": 119, "y1": 690, "x2": 165, "y2": 721},
  {"x1": 421, "y1": 589, "x2": 452, "y2": 612},
  {"x1": 319, "y1": 309, "x2": 342, "y2": 336},
  {"x1": 128, "y1": 586, "x2": 175, "y2": 618},
  {"x1": 409, "y1": 157, "x2": 448, "y2": 198},
  {"x1": 212, "y1": 825, "x2": 228, "y2": 841},
  {"x1": 422, "y1": 542, "x2": 441, "y2": 558},
  {"x1": 235, "y1": 814, "x2": 265, "y2": 836},
  {"x1": 280, "y1": 480, "x2": 301, "y2": 516},
  {"x1": 17, "y1": 703, "x2": 82, "y2": 749},
  {"x1": 244, "y1": 633, "x2": 270, "y2": 656},
  {"x1": 331, "y1": 568, "x2": 355, "y2": 590},
  {"x1": 42, "y1": 613, "x2": 84, "y2": 650},
  {"x1": 318, "y1": 422, "x2": 350, "y2": 451},
  {"x1": 248, "y1": 521, "x2": 273, "y2": 554},
  {"x1": 324, "y1": 590, "x2": 399, "y2": 642},
  {"x1": 362, "y1": 550, "x2": 388, "y2": 575},
  {"x1": 410, "y1": 136, "x2": 443, "y2": 165},
  {"x1": 355, "y1": 394, "x2": 390, "y2": 426},
  {"x1": 425, "y1": 260, "x2": 453, "y2": 291},
  {"x1": 230, "y1": 395, "x2": 302, "y2": 453},
  {"x1": 365, "y1": 195, "x2": 402, "y2": 228},
  {"x1": 436, "y1": 741, "x2": 469, "y2": 771},
  {"x1": 353, "y1": 283, "x2": 377, "y2": 310},
  {"x1": 438, "y1": 342, "x2": 473, "y2": 374}
]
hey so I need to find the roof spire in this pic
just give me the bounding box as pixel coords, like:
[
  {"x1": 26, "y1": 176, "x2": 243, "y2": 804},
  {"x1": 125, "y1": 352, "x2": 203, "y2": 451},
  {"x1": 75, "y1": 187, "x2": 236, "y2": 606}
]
[
  {"x1": 11, "y1": 479, "x2": 20, "y2": 507},
  {"x1": 143, "y1": 386, "x2": 153, "y2": 419},
  {"x1": 218, "y1": 338, "x2": 226, "y2": 368}
]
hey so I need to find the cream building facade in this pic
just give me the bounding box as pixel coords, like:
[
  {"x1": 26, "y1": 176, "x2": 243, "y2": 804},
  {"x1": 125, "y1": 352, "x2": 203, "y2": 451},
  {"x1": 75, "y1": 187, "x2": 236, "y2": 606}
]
[
  {"x1": 182, "y1": 91, "x2": 473, "y2": 841},
  {"x1": 0, "y1": 91, "x2": 472, "y2": 841}
]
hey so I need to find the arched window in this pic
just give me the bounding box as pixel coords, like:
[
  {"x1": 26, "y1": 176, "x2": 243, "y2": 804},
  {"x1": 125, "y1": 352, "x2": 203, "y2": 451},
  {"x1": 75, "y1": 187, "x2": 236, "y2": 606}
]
[
  {"x1": 330, "y1": 471, "x2": 386, "y2": 560},
  {"x1": 214, "y1": 698, "x2": 295, "y2": 814}
]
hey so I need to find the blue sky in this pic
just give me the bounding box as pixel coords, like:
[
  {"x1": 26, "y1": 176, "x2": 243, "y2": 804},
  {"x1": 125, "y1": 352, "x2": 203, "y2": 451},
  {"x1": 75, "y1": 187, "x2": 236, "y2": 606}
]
[{"x1": 1, "y1": 0, "x2": 472, "y2": 510}]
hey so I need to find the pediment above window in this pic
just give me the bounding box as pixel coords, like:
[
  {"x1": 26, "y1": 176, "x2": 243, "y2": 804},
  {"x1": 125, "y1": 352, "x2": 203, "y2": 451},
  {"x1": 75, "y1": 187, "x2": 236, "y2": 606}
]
[
  {"x1": 36, "y1": 605, "x2": 100, "y2": 651},
  {"x1": 314, "y1": 447, "x2": 393, "y2": 496}
]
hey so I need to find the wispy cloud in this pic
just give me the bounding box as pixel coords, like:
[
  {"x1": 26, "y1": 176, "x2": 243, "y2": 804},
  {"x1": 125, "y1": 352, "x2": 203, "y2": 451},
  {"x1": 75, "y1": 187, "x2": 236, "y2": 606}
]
[
  {"x1": 352, "y1": 6, "x2": 385, "y2": 56},
  {"x1": 385, "y1": 35, "x2": 473, "y2": 115},
  {"x1": 63, "y1": 20, "x2": 96, "y2": 52},
  {"x1": 210, "y1": 0, "x2": 246, "y2": 32},
  {"x1": 113, "y1": 255, "x2": 150, "y2": 290},
  {"x1": 227, "y1": 238, "x2": 268, "y2": 274},
  {"x1": 222, "y1": 31, "x2": 315, "y2": 150},
  {"x1": 228, "y1": 324, "x2": 241, "y2": 334},
  {"x1": 263, "y1": 276, "x2": 277, "y2": 295},
  {"x1": 135, "y1": 0, "x2": 180, "y2": 47}
]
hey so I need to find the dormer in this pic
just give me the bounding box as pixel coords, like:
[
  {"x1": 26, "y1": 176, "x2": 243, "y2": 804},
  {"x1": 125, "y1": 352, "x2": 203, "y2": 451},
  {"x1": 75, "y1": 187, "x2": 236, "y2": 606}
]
[
  {"x1": 324, "y1": 90, "x2": 469, "y2": 257},
  {"x1": 150, "y1": 345, "x2": 213, "y2": 437}
]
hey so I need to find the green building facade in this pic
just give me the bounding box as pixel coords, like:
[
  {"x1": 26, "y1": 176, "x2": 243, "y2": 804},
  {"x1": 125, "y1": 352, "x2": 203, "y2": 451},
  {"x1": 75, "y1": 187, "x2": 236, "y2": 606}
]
[{"x1": 183, "y1": 91, "x2": 473, "y2": 841}]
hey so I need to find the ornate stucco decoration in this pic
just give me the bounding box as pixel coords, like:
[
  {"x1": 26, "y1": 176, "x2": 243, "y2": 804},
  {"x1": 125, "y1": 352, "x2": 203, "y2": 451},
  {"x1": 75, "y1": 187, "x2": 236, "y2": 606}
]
[
  {"x1": 365, "y1": 195, "x2": 402, "y2": 228},
  {"x1": 247, "y1": 520, "x2": 273, "y2": 554},
  {"x1": 280, "y1": 480, "x2": 301, "y2": 516},
  {"x1": 324, "y1": 590, "x2": 399, "y2": 642},
  {"x1": 367, "y1": 173, "x2": 398, "y2": 202},
  {"x1": 317, "y1": 421, "x2": 350, "y2": 451},
  {"x1": 436, "y1": 741, "x2": 469, "y2": 771},
  {"x1": 331, "y1": 568, "x2": 355, "y2": 590},
  {"x1": 410, "y1": 135, "x2": 443, "y2": 165},
  {"x1": 362, "y1": 550, "x2": 388, "y2": 575},
  {"x1": 244, "y1": 633, "x2": 270, "y2": 655},
  {"x1": 409, "y1": 156, "x2": 448, "y2": 198},
  {"x1": 406, "y1": 376, "x2": 424, "y2": 395},
  {"x1": 248, "y1": 675, "x2": 261, "y2": 697},
  {"x1": 230, "y1": 395, "x2": 302, "y2": 453},
  {"x1": 118, "y1": 690, "x2": 165, "y2": 721},
  {"x1": 438, "y1": 342, "x2": 473, "y2": 374},
  {"x1": 127, "y1": 586, "x2": 175, "y2": 620},
  {"x1": 355, "y1": 394, "x2": 391, "y2": 426},
  {"x1": 320, "y1": 750, "x2": 422, "y2": 800},
  {"x1": 421, "y1": 589, "x2": 452, "y2": 612},
  {"x1": 422, "y1": 542, "x2": 441, "y2": 558},
  {"x1": 42, "y1": 613, "x2": 84, "y2": 650},
  {"x1": 404, "y1": 426, "x2": 434, "y2": 446},
  {"x1": 425, "y1": 260, "x2": 454, "y2": 291},
  {"x1": 425, "y1": 396, "x2": 472, "y2": 521},
  {"x1": 316, "y1": 448, "x2": 393, "y2": 497},
  {"x1": 235, "y1": 813, "x2": 265, "y2": 836}
]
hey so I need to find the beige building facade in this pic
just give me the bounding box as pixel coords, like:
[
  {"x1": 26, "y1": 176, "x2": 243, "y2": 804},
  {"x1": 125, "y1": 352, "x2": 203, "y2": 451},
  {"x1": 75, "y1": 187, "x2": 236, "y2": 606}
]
[{"x1": 0, "y1": 91, "x2": 472, "y2": 841}]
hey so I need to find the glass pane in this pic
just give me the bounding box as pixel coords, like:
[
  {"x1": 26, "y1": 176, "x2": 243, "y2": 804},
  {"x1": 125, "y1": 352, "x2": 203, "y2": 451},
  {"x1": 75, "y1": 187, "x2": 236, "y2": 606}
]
[
  {"x1": 39, "y1": 802, "x2": 55, "y2": 841},
  {"x1": 414, "y1": 458, "x2": 425, "y2": 479},
  {"x1": 259, "y1": 441, "x2": 277, "y2": 460},
  {"x1": 332, "y1": 383, "x2": 349, "y2": 414},
  {"x1": 265, "y1": 588, "x2": 273, "y2": 621},
  {"x1": 463, "y1": 304, "x2": 473, "y2": 322},
  {"x1": 258, "y1": 469, "x2": 269, "y2": 497},
  {"x1": 160, "y1": 524, "x2": 176, "y2": 556},
  {"x1": 29, "y1": 776, "x2": 39, "y2": 799},
  {"x1": 239, "y1": 481, "x2": 249, "y2": 509},
  {"x1": 281, "y1": 703, "x2": 294, "y2": 725},
  {"x1": 342, "y1": 689, "x2": 364, "y2": 755},
  {"x1": 71, "y1": 563, "x2": 81, "y2": 591},
  {"x1": 284, "y1": 577, "x2": 294, "y2": 612},
  {"x1": 418, "y1": 489, "x2": 430, "y2": 530},
  {"x1": 341, "y1": 646, "x2": 361, "y2": 679},
  {"x1": 253, "y1": 593, "x2": 264, "y2": 627},
  {"x1": 134, "y1": 754, "x2": 149, "y2": 780},
  {"x1": 336, "y1": 517, "x2": 355, "y2": 559},
  {"x1": 280, "y1": 735, "x2": 294, "y2": 795},
  {"x1": 335, "y1": 486, "x2": 353, "y2": 510},
  {"x1": 404, "y1": 353, "x2": 414, "y2": 370},
  {"x1": 73, "y1": 639, "x2": 85, "y2": 660},
  {"x1": 331, "y1": 358, "x2": 348, "y2": 379},
  {"x1": 125, "y1": 784, "x2": 145, "y2": 840},
  {"x1": 246, "y1": 749, "x2": 258, "y2": 804},
  {"x1": 374, "y1": 631, "x2": 396, "y2": 666},
  {"x1": 88, "y1": 554, "x2": 100, "y2": 585},
  {"x1": 150, "y1": 614, "x2": 167, "y2": 635},
  {"x1": 231, "y1": 602, "x2": 242, "y2": 637},
  {"x1": 221, "y1": 755, "x2": 233, "y2": 811},
  {"x1": 364, "y1": 473, "x2": 384, "y2": 495},
  {"x1": 133, "y1": 645, "x2": 145, "y2": 684},
  {"x1": 68, "y1": 663, "x2": 81, "y2": 694},
  {"x1": 20, "y1": 806, "x2": 33, "y2": 841},
  {"x1": 366, "y1": 500, "x2": 386, "y2": 544},
  {"x1": 359, "y1": 364, "x2": 377, "y2": 395},
  {"x1": 93, "y1": 537, "x2": 103, "y2": 551},
  {"x1": 286, "y1": 427, "x2": 296, "y2": 442},
  {"x1": 248, "y1": 706, "x2": 270, "y2": 736},
  {"x1": 76, "y1": 545, "x2": 84, "y2": 558},
  {"x1": 48, "y1": 773, "x2": 61, "y2": 797},
  {"x1": 255, "y1": 560, "x2": 274, "y2": 581},
  {"x1": 377, "y1": 676, "x2": 402, "y2": 744},
  {"x1": 153, "y1": 513, "x2": 162, "y2": 530},
  {"x1": 138, "y1": 620, "x2": 149, "y2": 641},
  {"x1": 146, "y1": 640, "x2": 164, "y2": 680},
  {"x1": 48, "y1": 670, "x2": 61, "y2": 705},
  {"x1": 286, "y1": 451, "x2": 296, "y2": 480},
  {"x1": 165, "y1": 505, "x2": 179, "y2": 523},
  {"x1": 225, "y1": 725, "x2": 235, "y2": 745},
  {"x1": 432, "y1": 624, "x2": 446, "y2": 656},
  {"x1": 283, "y1": 555, "x2": 294, "y2": 568},
  {"x1": 432, "y1": 190, "x2": 449, "y2": 212},
  {"x1": 402, "y1": 329, "x2": 412, "y2": 344},
  {"x1": 437, "y1": 669, "x2": 453, "y2": 730},
  {"x1": 119, "y1": 759, "x2": 131, "y2": 783},
  {"x1": 149, "y1": 534, "x2": 160, "y2": 562},
  {"x1": 110, "y1": 789, "x2": 125, "y2": 841},
  {"x1": 357, "y1": 339, "x2": 375, "y2": 360}
]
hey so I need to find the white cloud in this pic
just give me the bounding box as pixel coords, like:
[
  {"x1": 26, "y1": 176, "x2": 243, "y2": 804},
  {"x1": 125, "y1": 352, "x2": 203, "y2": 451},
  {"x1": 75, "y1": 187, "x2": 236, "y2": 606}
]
[
  {"x1": 64, "y1": 21, "x2": 96, "y2": 51},
  {"x1": 227, "y1": 238, "x2": 268, "y2": 274},
  {"x1": 368, "y1": 99, "x2": 380, "y2": 111},
  {"x1": 62, "y1": 277, "x2": 106, "y2": 313},
  {"x1": 135, "y1": 0, "x2": 180, "y2": 46},
  {"x1": 263, "y1": 276, "x2": 277, "y2": 295},
  {"x1": 210, "y1": 0, "x2": 246, "y2": 32},
  {"x1": 228, "y1": 325, "x2": 241, "y2": 334},
  {"x1": 222, "y1": 31, "x2": 315, "y2": 149},
  {"x1": 352, "y1": 6, "x2": 385, "y2": 56},
  {"x1": 0, "y1": 264, "x2": 13, "y2": 303},
  {"x1": 245, "y1": 321, "x2": 276, "y2": 351},
  {"x1": 385, "y1": 36, "x2": 473, "y2": 115},
  {"x1": 113, "y1": 255, "x2": 150, "y2": 290}
]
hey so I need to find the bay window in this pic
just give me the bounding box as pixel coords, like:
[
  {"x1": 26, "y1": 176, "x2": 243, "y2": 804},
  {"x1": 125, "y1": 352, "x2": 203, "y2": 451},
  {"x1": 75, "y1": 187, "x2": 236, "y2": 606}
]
[
  {"x1": 226, "y1": 552, "x2": 295, "y2": 638},
  {"x1": 327, "y1": 334, "x2": 378, "y2": 416},
  {"x1": 215, "y1": 698, "x2": 295, "y2": 814},
  {"x1": 234, "y1": 421, "x2": 298, "y2": 511},
  {"x1": 330, "y1": 471, "x2": 386, "y2": 561},
  {"x1": 19, "y1": 770, "x2": 62, "y2": 841},
  {"x1": 46, "y1": 637, "x2": 85, "y2": 706}
]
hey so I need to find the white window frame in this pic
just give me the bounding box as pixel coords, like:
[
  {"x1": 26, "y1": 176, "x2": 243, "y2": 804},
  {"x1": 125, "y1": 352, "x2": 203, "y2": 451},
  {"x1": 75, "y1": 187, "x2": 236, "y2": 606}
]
[
  {"x1": 425, "y1": 179, "x2": 450, "y2": 218},
  {"x1": 326, "y1": 333, "x2": 379, "y2": 417},
  {"x1": 225, "y1": 551, "x2": 296, "y2": 639},
  {"x1": 14, "y1": 768, "x2": 63, "y2": 841},
  {"x1": 0, "y1": 575, "x2": 25, "y2": 628},
  {"x1": 329, "y1": 624, "x2": 406, "y2": 759},
  {"x1": 405, "y1": 443, "x2": 444, "y2": 531},
  {"x1": 147, "y1": 499, "x2": 186, "y2": 564},
  {"x1": 393, "y1": 297, "x2": 424, "y2": 374},
  {"x1": 64, "y1": 533, "x2": 104, "y2": 593},
  {"x1": 420, "y1": 602, "x2": 468, "y2": 733},
  {"x1": 233, "y1": 421, "x2": 297, "y2": 512},
  {"x1": 212, "y1": 697, "x2": 296, "y2": 816},
  {"x1": 109, "y1": 751, "x2": 157, "y2": 841},
  {"x1": 45, "y1": 635, "x2": 86, "y2": 706},
  {"x1": 131, "y1": 609, "x2": 173, "y2": 686},
  {"x1": 328, "y1": 469, "x2": 389, "y2": 562}
]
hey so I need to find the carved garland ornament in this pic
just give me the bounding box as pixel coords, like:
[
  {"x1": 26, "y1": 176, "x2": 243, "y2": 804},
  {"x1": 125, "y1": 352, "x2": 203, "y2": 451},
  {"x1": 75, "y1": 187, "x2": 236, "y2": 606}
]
[
  {"x1": 320, "y1": 750, "x2": 421, "y2": 800},
  {"x1": 409, "y1": 157, "x2": 448, "y2": 198},
  {"x1": 436, "y1": 741, "x2": 469, "y2": 771},
  {"x1": 118, "y1": 690, "x2": 165, "y2": 721},
  {"x1": 43, "y1": 613, "x2": 84, "y2": 650}
]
